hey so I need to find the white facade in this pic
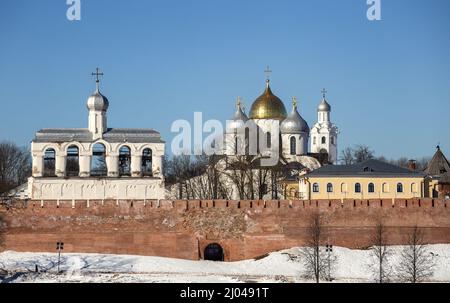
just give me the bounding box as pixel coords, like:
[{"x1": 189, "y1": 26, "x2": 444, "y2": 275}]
[
  {"x1": 310, "y1": 95, "x2": 339, "y2": 164},
  {"x1": 28, "y1": 76, "x2": 165, "y2": 201}
]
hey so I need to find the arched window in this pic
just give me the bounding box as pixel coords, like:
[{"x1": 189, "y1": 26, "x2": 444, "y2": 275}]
[
  {"x1": 234, "y1": 136, "x2": 238, "y2": 155},
  {"x1": 43, "y1": 148, "x2": 56, "y2": 177},
  {"x1": 91, "y1": 143, "x2": 107, "y2": 176},
  {"x1": 142, "y1": 148, "x2": 153, "y2": 177},
  {"x1": 119, "y1": 146, "x2": 131, "y2": 176},
  {"x1": 331, "y1": 137, "x2": 335, "y2": 145},
  {"x1": 313, "y1": 183, "x2": 320, "y2": 193},
  {"x1": 290, "y1": 137, "x2": 296, "y2": 155},
  {"x1": 66, "y1": 145, "x2": 80, "y2": 177},
  {"x1": 266, "y1": 132, "x2": 271, "y2": 148},
  {"x1": 382, "y1": 183, "x2": 389, "y2": 193},
  {"x1": 355, "y1": 183, "x2": 361, "y2": 193},
  {"x1": 368, "y1": 183, "x2": 375, "y2": 193},
  {"x1": 322, "y1": 136, "x2": 326, "y2": 144},
  {"x1": 327, "y1": 183, "x2": 333, "y2": 193},
  {"x1": 245, "y1": 128, "x2": 250, "y2": 155},
  {"x1": 397, "y1": 183, "x2": 404, "y2": 193},
  {"x1": 313, "y1": 137, "x2": 316, "y2": 145}
]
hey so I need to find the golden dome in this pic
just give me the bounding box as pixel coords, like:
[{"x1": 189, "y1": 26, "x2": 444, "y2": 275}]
[{"x1": 249, "y1": 80, "x2": 287, "y2": 120}]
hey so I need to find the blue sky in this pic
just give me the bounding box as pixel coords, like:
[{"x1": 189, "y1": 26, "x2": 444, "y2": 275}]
[{"x1": 0, "y1": 0, "x2": 449, "y2": 160}]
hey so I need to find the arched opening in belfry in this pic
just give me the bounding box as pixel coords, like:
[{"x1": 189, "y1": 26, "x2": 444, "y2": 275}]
[
  {"x1": 43, "y1": 148, "x2": 56, "y2": 177},
  {"x1": 204, "y1": 243, "x2": 224, "y2": 261},
  {"x1": 141, "y1": 148, "x2": 153, "y2": 177},
  {"x1": 91, "y1": 143, "x2": 107, "y2": 176},
  {"x1": 119, "y1": 146, "x2": 131, "y2": 176},
  {"x1": 66, "y1": 145, "x2": 80, "y2": 177}
]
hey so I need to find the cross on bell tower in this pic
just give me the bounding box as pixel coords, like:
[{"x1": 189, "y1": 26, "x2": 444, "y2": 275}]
[
  {"x1": 91, "y1": 67, "x2": 104, "y2": 91},
  {"x1": 321, "y1": 88, "x2": 328, "y2": 99}
]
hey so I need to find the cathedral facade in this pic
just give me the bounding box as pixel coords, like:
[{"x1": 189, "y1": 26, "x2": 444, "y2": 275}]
[{"x1": 224, "y1": 78, "x2": 339, "y2": 168}]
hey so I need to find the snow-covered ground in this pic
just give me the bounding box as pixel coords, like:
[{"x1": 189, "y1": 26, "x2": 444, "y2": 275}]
[{"x1": 1, "y1": 245, "x2": 449, "y2": 283}]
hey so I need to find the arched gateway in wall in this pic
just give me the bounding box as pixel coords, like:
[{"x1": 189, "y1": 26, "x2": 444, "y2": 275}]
[{"x1": 204, "y1": 243, "x2": 224, "y2": 261}]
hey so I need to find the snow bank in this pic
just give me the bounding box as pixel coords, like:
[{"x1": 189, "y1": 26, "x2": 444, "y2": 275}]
[{"x1": 1, "y1": 244, "x2": 449, "y2": 283}]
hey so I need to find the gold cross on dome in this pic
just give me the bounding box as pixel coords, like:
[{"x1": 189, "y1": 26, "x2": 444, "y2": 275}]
[
  {"x1": 264, "y1": 66, "x2": 272, "y2": 81},
  {"x1": 292, "y1": 96, "x2": 298, "y2": 108},
  {"x1": 321, "y1": 88, "x2": 328, "y2": 98}
]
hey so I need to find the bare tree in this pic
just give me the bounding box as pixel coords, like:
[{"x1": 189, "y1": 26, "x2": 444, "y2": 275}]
[
  {"x1": 396, "y1": 226, "x2": 435, "y2": 283},
  {"x1": 0, "y1": 141, "x2": 31, "y2": 194},
  {"x1": 0, "y1": 213, "x2": 5, "y2": 249},
  {"x1": 340, "y1": 145, "x2": 374, "y2": 165},
  {"x1": 301, "y1": 212, "x2": 331, "y2": 283},
  {"x1": 369, "y1": 222, "x2": 392, "y2": 283},
  {"x1": 376, "y1": 156, "x2": 431, "y2": 171},
  {"x1": 353, "y1": 144, "x2": 375, "y2": 163},
  {"x1": 340, "y1": 147, "x2": 355, "y2": 165}
]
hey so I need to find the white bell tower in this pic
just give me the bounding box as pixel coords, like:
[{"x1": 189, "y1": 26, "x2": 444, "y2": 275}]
[
  {"x1": 310, "y1": 89, "x2": 339, "y2": 164},
  {"x1": 86, "y1": 68, "x2": 109, "y2": 139}
]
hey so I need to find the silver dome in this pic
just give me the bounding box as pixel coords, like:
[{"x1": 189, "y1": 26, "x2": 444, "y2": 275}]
[
  {"x1": 86, "y1": 89, "x2": 109, "y2": 111},
  {"x1": 317, "y1": 99, "x2": 331, "y2": 112},
  {"x1": 228, "y1": 98, "x2": 249, "y2": 130},
  {"x1": 281, "y1": 104, "x2": 309, "y2": 134}
]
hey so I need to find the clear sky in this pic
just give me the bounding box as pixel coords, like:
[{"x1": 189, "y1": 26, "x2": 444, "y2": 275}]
[{"x1": 0, "y1": 0, "x2": 449, "y2": 160}]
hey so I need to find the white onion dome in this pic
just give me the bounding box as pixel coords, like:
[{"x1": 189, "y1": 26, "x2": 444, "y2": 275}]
[
  {"x1": 318, "y1": 95, "x2": 331, "y2": 112},
  {"x1": 87, "y1": 86, "x2": 109, "y2": 111}
]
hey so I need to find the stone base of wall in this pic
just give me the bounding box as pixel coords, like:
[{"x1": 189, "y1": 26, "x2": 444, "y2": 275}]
[{"x1": 1, "y1": 199, "x2": 449, "y2": 261}]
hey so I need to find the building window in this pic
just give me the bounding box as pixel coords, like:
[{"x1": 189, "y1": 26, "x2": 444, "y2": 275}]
[
  {"x1": 411, "y1": 183, "x2": 417, "y2": 194},
  {"x1": 290, "y1": 137, "x2": 296, "y2": 155},
  {"x1": 368, "y1": 183, "x2": 375, "y2": 193},
  {"x1": 66, "y1": 145, "x2": 80, "y2": 177},
  {"x1": 313, "y1": 183, "x2": 319, "y2": 193},
  {"x1": 313, "y1": 137, "x2": 316, "y2": 145},
  {"x1": 91, "y1": 143, "x2": 107, "y2": 176},
  {"x1": 397, "y1": 183, "x2": 404, "y2": 193},
  {"x1": 382, "y1": 183, "x2": 389, "y2": 193},
  {"x1": 355, "y1": 183, "x2": 361, "y2": 193},
  {"x1": 142, "y1": 148, "x2": 153, "y2": 177},
  {"x1": 331, "y1": 137, "x2": 335, "y2": 145},
  {"x1": 245, "y1": 128, "x2": 250, "y2": 155},
  {"x1": 266, "y1": 132, "x2": 271, "y2": 148},
  {"x1": 119, "y1": 146, "x2": 131, "y2": 176},
  {"x1": 43, "y1": 148, "x2": 56, "y2": 177},
  {"x1": 322, "y1": 136, "x2": 326, "y2": 144},
  {"x1": 327, "y1": 183, "x2": 333, "y2": 193}
]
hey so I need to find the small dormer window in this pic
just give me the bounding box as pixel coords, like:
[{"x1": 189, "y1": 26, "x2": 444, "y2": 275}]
[{"x1": 363, "y1": 167, "x2": 373, "y2": 172}]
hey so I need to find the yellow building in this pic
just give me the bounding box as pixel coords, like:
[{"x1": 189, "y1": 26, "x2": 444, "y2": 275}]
[{"x1": 299, "y1": 159, "x2": 425, "y2": 200}]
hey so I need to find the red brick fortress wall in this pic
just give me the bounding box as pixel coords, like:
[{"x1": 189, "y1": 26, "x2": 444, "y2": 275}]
[{"x1": 1, "y1": 199, "x2": 449, "y2": 261}]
